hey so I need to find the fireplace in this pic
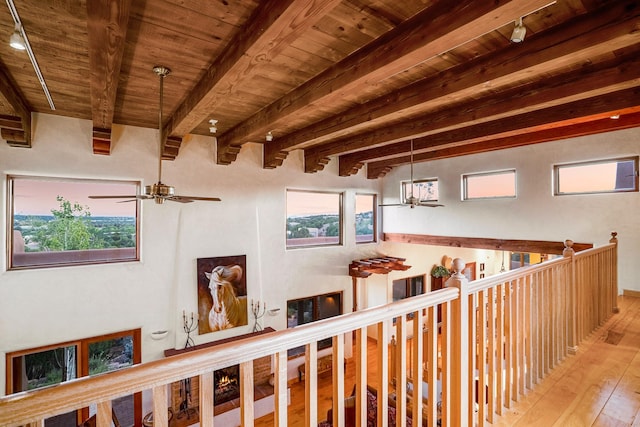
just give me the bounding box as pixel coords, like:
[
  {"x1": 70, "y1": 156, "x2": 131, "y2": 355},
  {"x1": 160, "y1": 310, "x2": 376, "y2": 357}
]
[{"x1": 214, "y1": 365, "x2": 240, "y2": 405}]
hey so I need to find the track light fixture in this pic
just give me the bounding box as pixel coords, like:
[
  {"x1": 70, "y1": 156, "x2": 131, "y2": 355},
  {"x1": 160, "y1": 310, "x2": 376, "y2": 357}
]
[
  {"x1": 266, "y1": 131, "x2": 273, "y2": 142},
  {"x1": 208, "y1": 119, "x2": 218, "y2": 134},
  {"x1": 9, "y1": 23, "x2": 25, "y2": 50},
  {"x1": 510, "y1": 17, "x2": 526, "y2": 43}
]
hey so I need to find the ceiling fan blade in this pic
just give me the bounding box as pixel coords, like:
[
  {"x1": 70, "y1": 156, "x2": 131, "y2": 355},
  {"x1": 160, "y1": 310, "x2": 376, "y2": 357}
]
[
  {"x1": 167, "y1": 195, "x2": 222, "y2": 203},
  {"x1": 88, "y1": 195, "x2": 139, "y2": 199},
  {"x1": 417, "y1": 202, "x2": 444, "y2": 207},
  {"x1": 183, "y1": 196, "x2": 222, "y2": 201},
  {"x1": 379, "y1": 203, "x2": 409, "y2": 207}
]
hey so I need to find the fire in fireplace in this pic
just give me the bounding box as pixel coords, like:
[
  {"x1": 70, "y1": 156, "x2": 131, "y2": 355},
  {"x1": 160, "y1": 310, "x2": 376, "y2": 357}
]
[{"x1": 214, "y1": 365, "x2": 240, "y2": 405}]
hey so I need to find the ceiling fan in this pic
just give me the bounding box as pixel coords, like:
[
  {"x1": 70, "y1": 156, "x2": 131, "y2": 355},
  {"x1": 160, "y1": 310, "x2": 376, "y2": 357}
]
[
  {"x1": 379, "y1": 139, "x2": 444, "y2": 209},
  {"x1": 90, "y1": 66, "x2": 221, "y2": 205}
]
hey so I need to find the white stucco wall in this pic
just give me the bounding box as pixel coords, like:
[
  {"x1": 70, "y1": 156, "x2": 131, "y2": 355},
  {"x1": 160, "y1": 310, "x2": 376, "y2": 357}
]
[
  {"x1": 380, "y1": 126, "x2": 640, "y2": 293},
  {"x1": 0, "y1": 114, "x2": 383, "y2": 394}
]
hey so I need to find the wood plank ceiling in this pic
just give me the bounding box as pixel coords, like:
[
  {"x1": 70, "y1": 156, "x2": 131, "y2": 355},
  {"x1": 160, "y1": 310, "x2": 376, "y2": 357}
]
[{"x1": 0, "y1": 0, "x2": 638, "y2": 178}]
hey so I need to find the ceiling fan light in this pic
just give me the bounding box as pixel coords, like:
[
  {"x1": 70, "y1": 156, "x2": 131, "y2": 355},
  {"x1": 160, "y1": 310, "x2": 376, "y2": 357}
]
[{"x1": 10, "y1": 25, "x2": 25, "y2": 50}]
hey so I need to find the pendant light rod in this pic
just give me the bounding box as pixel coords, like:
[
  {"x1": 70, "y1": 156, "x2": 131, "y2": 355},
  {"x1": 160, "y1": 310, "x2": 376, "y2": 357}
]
[{"x1": 154, "y1": 66, "x2": 171, "y2": 185}]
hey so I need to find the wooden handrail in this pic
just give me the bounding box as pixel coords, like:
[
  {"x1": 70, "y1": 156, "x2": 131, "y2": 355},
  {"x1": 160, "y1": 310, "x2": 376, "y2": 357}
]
[{"x1": 0, "y1": 288, "x2": 458, "y2": 427}]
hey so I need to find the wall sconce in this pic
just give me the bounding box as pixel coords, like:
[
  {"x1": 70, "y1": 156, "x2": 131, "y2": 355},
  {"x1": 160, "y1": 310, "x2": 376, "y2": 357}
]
[
  {"x1": 209, "y1": 119, "x2": 218, "y2": 134},
  {"x1": 610, "y1": 114, "x2": 620, "y2": 119},
  {"x1": 9, "y1": 23, "x2": 25, "y2": 50},
  {"x1": 150, "y1": 330, "x2": 169, "y2": 340},
  {"x1": 265, "y1": 131, "x2": 273, "y2": 142},
  {"x1": 267, "y1": 308, "x2": 280, "y2": 316},
  {"x1": 510, "y1": 17, "x2": 526, "y2": 43}
]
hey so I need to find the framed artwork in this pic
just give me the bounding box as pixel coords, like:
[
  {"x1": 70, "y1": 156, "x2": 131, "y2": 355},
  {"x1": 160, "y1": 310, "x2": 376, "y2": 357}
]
[{"x1": 197, "y1": 255, "x2": 248, "y2": 334}]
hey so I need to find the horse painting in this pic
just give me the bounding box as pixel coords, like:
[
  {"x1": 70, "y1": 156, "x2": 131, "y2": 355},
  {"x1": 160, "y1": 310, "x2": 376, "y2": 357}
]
[{"x1": 205, "y1": 265, "x2": 248, "y2": 331}]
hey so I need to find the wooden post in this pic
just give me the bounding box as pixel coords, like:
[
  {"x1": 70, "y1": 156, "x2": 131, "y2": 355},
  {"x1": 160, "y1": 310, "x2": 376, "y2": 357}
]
[
  {"x1": 563, "y1": 239, "x2": 578, "y2": 354},
  {"x1": 275, "y1": 351, "x2": 288, "y2": 427},
  {"x1": 610, "y1": 232, "x2": 619, "y2": 313},
  {"x1": 445, "y1": 258, "x2": 469, "y2": 426},
  {"x1": 199, "y1": 371, "x2": 214, "y2": 427}
]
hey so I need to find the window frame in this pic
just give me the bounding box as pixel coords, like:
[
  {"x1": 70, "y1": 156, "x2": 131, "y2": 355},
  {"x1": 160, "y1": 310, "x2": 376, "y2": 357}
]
[
  {"x1": 285, "y1": 189, "x2": 343, "y2": 249},
  {"x1": 5, "y1": 329, "x2": 142, "y2": 426},
  {"x1": 355, "y1": 193, "x2": 377, "y2": 244},
  {"x1": 462, "y1": 169, "x2": 517, "y2": 201},
  {"x1": 7, "y1": 175, "x2": 141, "y2": 270},
  {"x1": 286, "y1": 291, "x2": 343, "y2": 357},
  {"x1": 553, "y1": 156, "x2": 639, "y2": 196},
  {"x1": 401, "y1": 177, "x2": 439, "y2": 204}
]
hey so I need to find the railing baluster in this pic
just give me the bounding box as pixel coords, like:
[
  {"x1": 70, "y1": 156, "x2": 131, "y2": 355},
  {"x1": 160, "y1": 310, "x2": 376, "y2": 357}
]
[
  {"x1": 240, "y1": 360, "x2": 254, "y2": 427},
  {"x1": 412, "y1": 308, "x2": 424, "y2": 427},
  {"x1": 395, "y1": 315, "x2": 407, "y2": 427},
  {"x1": 274, "y1": 350, "x2": 288, "y2": 427},
  {"x1": 96, "y1": 400, "x2": 111, "y2": 427},
  {"x1": 496, "y1": 282, "x2": 504, "y2": 415},
  {"x1": 355, "y1": 327, "x2": 368, "y2": 427},
  {"x1": 200, "y1": 371, "x2": 214, "y2": 427},
  {"x1": 305, "y1": 341, "x2": 318, "y2": 427},
  {"x1": 152, "y1": 385, "x2": 168, "y2": 427},
  {"x1": 333, "y1": 335, "x2": 345, "y2": 427},
  {"x1": 477, "y1": 289, "x2": 486, "y2": 426},
  {"x1": 487, "y1": 287, "x2": 496, "y2": 423},
  {"x1": 378, "y1": 321, "x2": 389, "y2": 427},
  {"x1": 424, "y1": 306, "x2": 435, "y2": 427},
  {"x1": 441, "y1": 301, "x2": 451, "y2": 427}
]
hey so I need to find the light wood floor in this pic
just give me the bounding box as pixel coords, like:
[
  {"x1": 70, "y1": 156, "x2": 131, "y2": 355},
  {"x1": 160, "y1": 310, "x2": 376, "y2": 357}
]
[{"x1": 255, "y1": 295, "x2": 640, "y2": 426}]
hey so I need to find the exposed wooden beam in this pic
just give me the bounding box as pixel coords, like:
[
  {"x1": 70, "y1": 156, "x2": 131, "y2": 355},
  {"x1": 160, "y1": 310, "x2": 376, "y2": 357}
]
[
  {"x1": 86, "y1": 0, "x2": 132, "y2": 155},
  {"x1": 91, "y1": 127, "x2": 111, "y2": 156},
  {"x1": 216, "y1": 0, "x2": 555, "y2": 165},
  {"x1": 161, "y1": 136, "x2": 182, "y2": 161},
  {"x1": 267, "y1": 0, "x2": 640, "y2": 169},
  {"x1": 383, "y1": 233, "x2": 593, "y2": 255},
  {"x1": 158, "y1": 0, "x2": 342, "y2": 162},
  {"x1": 0, "y1": 65, "x2": 31, "y2": 147},
  {"x1": 336, "y1": 51, "x2": 640, "y2": 175},
  {"x1": 367, "y1": 110, "x2": 640, "y2": 178},
  {"x1": 363, "y1": 88, "x2": 640, "y2": 178}
]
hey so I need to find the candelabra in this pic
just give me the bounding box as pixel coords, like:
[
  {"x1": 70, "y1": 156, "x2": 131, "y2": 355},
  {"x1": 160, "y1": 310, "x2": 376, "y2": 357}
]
[
  {"x1": 251, "y1": 300, "x2": 266, "y2": 332},
  {"x1": 179, "y1": 311, "x2": 198, "y2": 420},
  {"x1": 182, "y1": 310, "x2": 197, "y2": 349}
]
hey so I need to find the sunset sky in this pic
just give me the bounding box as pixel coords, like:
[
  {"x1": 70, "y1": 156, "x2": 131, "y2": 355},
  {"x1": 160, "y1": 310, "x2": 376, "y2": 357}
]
[{"x1": 11, "y1": 178, "x2": 138, "y2": 217}]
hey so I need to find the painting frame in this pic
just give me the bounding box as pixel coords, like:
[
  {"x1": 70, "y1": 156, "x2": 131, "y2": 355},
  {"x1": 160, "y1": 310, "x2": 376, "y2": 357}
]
[{"x1": 197, "y1": 255, "x2": 248, "y2": 335}]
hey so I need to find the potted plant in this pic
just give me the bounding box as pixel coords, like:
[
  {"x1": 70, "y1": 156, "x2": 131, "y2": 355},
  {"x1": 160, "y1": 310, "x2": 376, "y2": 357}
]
[
  {"x1": 430, "y1": 265, "x2": 450, "y2": 278},
  {"x1": 430, "y1": 264, "x2": 450, "y2": 292}
]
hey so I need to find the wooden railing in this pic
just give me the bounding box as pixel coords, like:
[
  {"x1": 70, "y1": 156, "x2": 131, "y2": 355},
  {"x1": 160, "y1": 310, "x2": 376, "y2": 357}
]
[{"x1": 0, "y1": 234, "x2": 619, "y2": 427}]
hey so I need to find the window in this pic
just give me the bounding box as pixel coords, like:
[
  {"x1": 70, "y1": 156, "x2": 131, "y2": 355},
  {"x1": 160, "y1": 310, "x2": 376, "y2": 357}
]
[
  {"x1": 554, "y1": 157, "x2": 638, "y2": 195},
  {"x1": 286, "y1": 292, "x2": 342, "y2": 357},
  {"x1": 462, "y1": 169, "x2": 516, "y2": 200},
  {"x1": 392, "y1": 275, "x2": 425, "y2": 321},
  {"x1": 392, "y1": 275, "x2": 426, "y2": 302},
  {"x1": 8, "y1": 175, "x2": 140, "y2": 269},
  {"x1": 286, "y1": 190, "x2": 343, "y2": 248},
  {"x1": 355, "y1": 193, "x2": 376, "y2": 243},
  {"x1": 6, "y1": 329, "x2": 142, "y2": 426},
  {"x1": 402, "y1": 178, "x2": 438, "y2": 204}
]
